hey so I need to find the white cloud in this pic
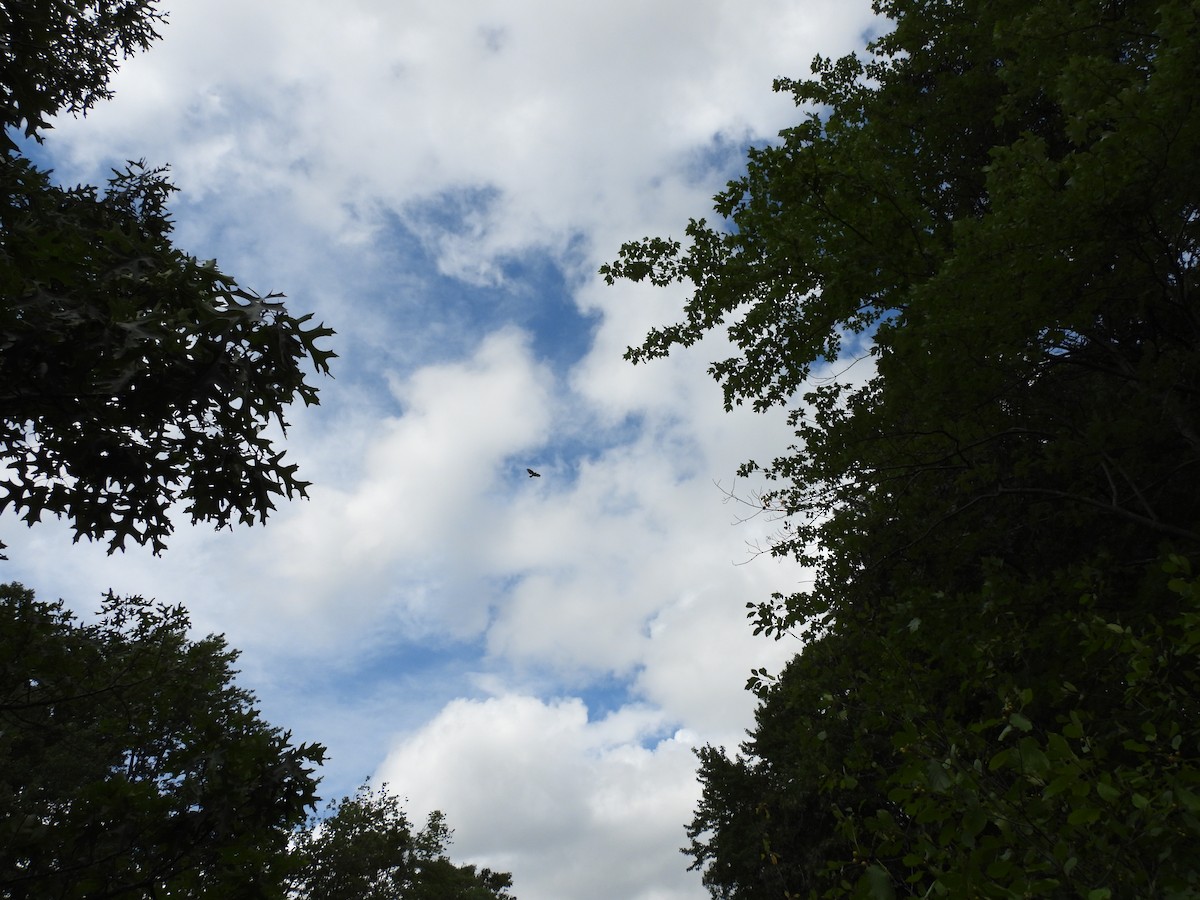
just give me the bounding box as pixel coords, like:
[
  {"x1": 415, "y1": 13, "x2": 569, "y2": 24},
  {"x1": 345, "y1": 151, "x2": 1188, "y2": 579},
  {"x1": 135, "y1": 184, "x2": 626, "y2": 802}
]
[
  {"x1": 53, "y1": 0, "x2": 878, "y2": 272},
  {"x1": 271, "y1": 328, "x2": 552, "y2": 568},
  {"x1": 378, "y1": 694, "x2": 706, "y2": 900}
]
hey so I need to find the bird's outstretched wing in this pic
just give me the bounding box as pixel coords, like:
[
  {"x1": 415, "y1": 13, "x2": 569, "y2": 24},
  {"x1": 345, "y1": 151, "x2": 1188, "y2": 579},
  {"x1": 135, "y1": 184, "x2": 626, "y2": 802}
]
[{"x1": 526, "y1": 468, "x2": 541, "y2": 478}]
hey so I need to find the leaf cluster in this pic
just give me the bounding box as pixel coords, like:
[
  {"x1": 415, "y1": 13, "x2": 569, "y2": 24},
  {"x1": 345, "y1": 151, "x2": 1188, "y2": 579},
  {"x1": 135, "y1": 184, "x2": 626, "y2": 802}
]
[
  {"x1": 0, "y1": 0, "x2": 335, "y2": 556},
  {"x1": 606, "y1": 0, "x2": 1200, "y2": 593},
  {"x1": 0, "y1": 157, "x2": 336, "y2": 553},
  {"x1": 0, "y1": 584, "x2": 518, "y2": 900},
  {"x1": 0, "y1": 582, "x2": 327, "y2": 898},
  {"x1": 690, "y1": 557, "x2": 1200, "y2": 899},
  {"x1": 606, "y1": 0, "x2": 1200, "y2": 896},
  {"x1": 0, "y1": 0, "x2": 166, "y2": 148},
  {"x1": 288, "y1": 785, "x2": 514, "y2": 900}
]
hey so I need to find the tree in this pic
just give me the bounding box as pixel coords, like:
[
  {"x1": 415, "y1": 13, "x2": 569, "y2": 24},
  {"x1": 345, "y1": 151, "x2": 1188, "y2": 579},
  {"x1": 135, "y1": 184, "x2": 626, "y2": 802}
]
[
  {"x1": 687, "y1": 561, "x2": 1200, "y2": 899},
  {"x1": 288, "y1": 785, "x2": 515, "y2": 900},
  {"x1": 0, "y1": 582, "x2": 327, "y2": 899},
  {"x1": 1, "y1": 0, "x2": 165, "y2": 148},
  {"x1": 605, "y1": 0, "x2": 1200, "y2": 895},
  {"x1": 1, "y1": 1, "x2": 335, "y2": 555}
]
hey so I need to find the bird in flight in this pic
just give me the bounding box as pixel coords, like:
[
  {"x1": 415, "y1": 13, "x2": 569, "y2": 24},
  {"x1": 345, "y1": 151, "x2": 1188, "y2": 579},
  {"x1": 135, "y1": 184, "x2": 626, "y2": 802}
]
[{"x1": 526, "y1": 468, "x2": 541, "y2": 478}]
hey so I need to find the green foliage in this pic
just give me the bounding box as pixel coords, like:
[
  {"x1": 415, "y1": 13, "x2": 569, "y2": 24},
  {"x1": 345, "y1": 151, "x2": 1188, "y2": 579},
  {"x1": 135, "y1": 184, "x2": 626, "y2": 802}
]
[
  {"x1": 0, "y1": 586, "x2": 510, "y2": 900},
  {"x1": 690, "y1": 565, "x2": 1200, "y2": 899},
  {"x1": 606, "y1": 0, "x2": 1200, "y2": 896},
  {"x1": 289, "y1": 784, "x2": 515, "y2": 900},
  {"x1": 0, "y1": 582, "x2": 327, "y2": 899},
  {"x1": 0, "y1": 157, "x2": 336, "y2": 553},
  {"x1": 0, "y1": 0, "x2": 166, "y2": 147},
  {"x1": 808, "y1": 559, "x2": 1198, "y2": 899},
  {"x1": 0, "y1": 1, "x2": 335, "y2": 555}
]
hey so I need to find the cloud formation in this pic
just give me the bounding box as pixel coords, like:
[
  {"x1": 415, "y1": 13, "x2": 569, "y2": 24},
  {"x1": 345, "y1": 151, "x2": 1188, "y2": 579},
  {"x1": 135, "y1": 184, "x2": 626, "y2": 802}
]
[{"x1": 379, "y1": 694, "x2": 704, "y2": 900}]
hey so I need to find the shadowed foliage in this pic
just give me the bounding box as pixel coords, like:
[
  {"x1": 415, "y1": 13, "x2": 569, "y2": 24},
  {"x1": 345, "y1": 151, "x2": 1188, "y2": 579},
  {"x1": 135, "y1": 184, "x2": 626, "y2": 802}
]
[
  {"x1": 0, "y1": 583, "x2": 327, "y2": 899},
  {"x1": 606, "y1": 0, "x2": 1200, "y2": 895},
  {"x1": 289, "y1": 785, "x2": 515, "y2": 900},
  {"x1": 0, "y1": 0, "x2": 334, "y2": 555}
]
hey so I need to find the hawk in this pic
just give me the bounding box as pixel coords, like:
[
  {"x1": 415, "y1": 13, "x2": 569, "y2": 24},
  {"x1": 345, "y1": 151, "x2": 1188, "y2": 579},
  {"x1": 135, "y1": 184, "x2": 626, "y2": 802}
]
[{"x1": 526, "y1": 468, "x2": 541, "y2": 478}]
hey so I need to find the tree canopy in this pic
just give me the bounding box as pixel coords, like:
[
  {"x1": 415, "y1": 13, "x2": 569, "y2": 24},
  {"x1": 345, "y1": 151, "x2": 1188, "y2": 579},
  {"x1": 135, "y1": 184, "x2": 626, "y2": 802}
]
[
  {"x1": 0, "y1": 584, "x2": 518, "y2": 900},
  {"x1": 0, "y1": 582, "x2": 326, "y2": 898},
  {"x1": 0, "y1": 0, "x2": 165, "y2": 148},
  {"x1": 289, "y1": 785, "x2": 514, "y2": 900},
  {"x1": 0, "y1": 0, "x2": 334, "y2": 555},
  {"x1": 605, "y1": 0, "x2": 1200, "y2": 896}
]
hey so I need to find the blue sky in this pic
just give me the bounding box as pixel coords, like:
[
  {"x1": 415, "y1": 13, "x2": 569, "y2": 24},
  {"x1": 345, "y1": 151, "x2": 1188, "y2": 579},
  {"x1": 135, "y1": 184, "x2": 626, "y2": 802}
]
[{"x1": 1, "y1": 2, "x2": 882, "y2": 897}]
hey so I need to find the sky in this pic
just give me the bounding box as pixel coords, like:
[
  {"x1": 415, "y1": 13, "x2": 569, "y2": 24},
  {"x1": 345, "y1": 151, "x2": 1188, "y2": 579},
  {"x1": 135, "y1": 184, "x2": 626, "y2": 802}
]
[{"x1": 3, "y1": 2, "x2": 882, "y2": 897}]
